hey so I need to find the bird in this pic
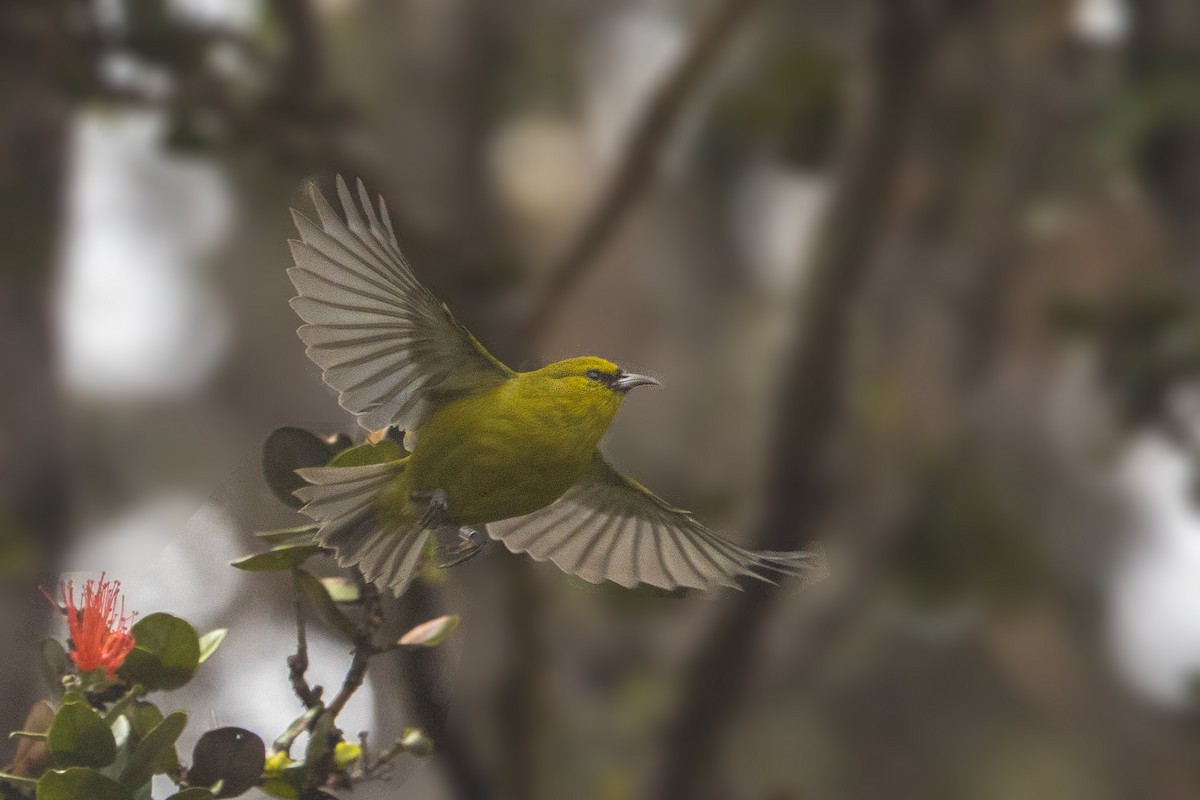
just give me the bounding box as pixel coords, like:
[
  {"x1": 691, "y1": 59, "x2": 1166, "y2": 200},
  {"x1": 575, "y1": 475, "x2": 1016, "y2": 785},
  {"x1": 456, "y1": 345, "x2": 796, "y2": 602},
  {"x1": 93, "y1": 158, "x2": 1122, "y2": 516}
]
[{"x1": 285, "y1": 176, "x2": 821, "y2": 596}]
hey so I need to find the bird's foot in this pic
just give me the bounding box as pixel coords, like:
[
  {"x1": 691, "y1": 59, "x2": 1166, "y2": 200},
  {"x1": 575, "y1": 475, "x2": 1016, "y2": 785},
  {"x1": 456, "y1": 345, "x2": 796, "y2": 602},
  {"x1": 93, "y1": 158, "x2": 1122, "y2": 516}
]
[
  {"x1": 410, "y1": 488, "x2": 449, "y2": 531},
  {"x1": 438, "y1": 526, "x2": 488, "y2": 569}
]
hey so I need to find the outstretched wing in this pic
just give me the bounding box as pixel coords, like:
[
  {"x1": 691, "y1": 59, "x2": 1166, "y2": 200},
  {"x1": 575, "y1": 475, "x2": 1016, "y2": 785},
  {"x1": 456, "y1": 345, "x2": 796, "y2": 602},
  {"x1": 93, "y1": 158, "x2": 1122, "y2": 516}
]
[
  {"x1": 490, "y1": 453, "x2": 824, "y2": 591},
  {"x1": 288, "y1": 176, "x2": 514, "y2": 431}
]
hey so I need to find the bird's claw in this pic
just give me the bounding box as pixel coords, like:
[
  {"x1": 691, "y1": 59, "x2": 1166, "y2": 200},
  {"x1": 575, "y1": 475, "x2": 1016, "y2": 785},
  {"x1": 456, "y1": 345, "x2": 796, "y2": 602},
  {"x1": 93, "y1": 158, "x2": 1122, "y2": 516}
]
[{"x1": 437, "y1": 526, "x2": 487, "y2": 569}]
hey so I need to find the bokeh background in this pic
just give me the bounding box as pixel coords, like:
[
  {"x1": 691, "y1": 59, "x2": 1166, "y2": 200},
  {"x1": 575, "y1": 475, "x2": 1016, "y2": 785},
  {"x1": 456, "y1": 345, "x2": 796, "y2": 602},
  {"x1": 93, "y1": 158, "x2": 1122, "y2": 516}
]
[{"x1": 5, "y1": 0, "x2": 1200, "y2": 797}]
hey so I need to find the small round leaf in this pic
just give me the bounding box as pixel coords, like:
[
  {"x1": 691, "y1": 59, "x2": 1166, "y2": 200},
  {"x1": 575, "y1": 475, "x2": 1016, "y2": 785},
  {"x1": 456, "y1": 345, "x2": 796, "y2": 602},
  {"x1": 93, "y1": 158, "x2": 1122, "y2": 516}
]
[
  {"x1": 262, "y1": 428, "x2": 340, "y2": 508},
  {"x1": 118, "y1": 613, "x2": 201, "y2": 691},
  {"x1": 47, "y1": 701, "x2": 116, "y2": 769},
  {"x1": 36, "y1": 767, "x2": 132, "y2": 800},
  {"x1": 187, "y1": 727, "x2": 265, "y2": 798}
]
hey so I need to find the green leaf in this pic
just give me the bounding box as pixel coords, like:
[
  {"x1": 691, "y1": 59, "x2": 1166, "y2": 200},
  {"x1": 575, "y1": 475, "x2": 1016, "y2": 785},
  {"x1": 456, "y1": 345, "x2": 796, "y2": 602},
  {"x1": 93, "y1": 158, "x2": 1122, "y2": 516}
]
[
  {"x1": 293, "y1": 570, "x2": 360, "y2": 641},
  {"x1": 328, "y1": 438, "x2": 405, "y2": 467},
  {"x1": 187, "y1": 728, "x2": 265, "y2": 798},
  {"x1": 318, "y1": 577, "x2": 361, "y2": 604},
  {"x1": 396, "y1": 614, "x2": 460, "y2": 648},
  {"x1": 40, "y1": 639, "x2": 69, "y2": 695},
  {"x1": 262, "y1": 428, "x2": 346, "y2": 508},
  {"x1": 254, "y1": 525, "x2": 319, "y2": 546},
  {"x1": 118, "y1": 613, "x2": 201, "y2": 691},
  {"x1": 36, "y1": 768, "x2": 132, "y2": 800},
  {"x1": 230, "y1": 544, "x2": 322, "y2": 572},
  {"x1": 197, "y1": 629, "x2": 228, "y2": 664},
  {"x1": 165, "y1": 790, "x2": 216, "y2": 800},
  {"x1": 123, "y1": 702, "x2": 163, "y2": 741},
  {"x1": 47, "y1": 700, "x2": 117, "y2": 769},
  {"x1": 260, "y1": 780, "x2": 299, "y2": 799},
  {"x1": 119, "y1": 711, "x2": 186, "y2": 789}
]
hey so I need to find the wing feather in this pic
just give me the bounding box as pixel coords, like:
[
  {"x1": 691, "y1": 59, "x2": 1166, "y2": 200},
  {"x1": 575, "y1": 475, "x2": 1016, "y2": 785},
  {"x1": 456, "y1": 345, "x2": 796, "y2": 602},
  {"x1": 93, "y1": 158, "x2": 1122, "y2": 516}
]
[
  {"x1": 490, "y1": 453, "x2": 824, "y2": 591},
  {"x1": 288, "y1": 176, "x2": 514, "y2": 432}
]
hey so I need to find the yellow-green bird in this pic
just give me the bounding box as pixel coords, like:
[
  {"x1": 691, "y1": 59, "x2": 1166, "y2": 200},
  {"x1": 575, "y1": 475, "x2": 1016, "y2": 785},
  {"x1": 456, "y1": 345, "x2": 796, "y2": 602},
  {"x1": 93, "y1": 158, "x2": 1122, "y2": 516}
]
[{"x1": 287, "y1": 177, "x2": 818, "y2": 596}]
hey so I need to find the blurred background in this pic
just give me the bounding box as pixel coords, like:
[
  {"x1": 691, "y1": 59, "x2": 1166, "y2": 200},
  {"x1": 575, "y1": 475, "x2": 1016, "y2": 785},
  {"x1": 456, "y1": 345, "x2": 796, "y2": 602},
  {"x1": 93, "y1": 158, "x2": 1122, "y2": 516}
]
[{"x1": 5, "y1": 0, "x2": 1200, "y2": 797}]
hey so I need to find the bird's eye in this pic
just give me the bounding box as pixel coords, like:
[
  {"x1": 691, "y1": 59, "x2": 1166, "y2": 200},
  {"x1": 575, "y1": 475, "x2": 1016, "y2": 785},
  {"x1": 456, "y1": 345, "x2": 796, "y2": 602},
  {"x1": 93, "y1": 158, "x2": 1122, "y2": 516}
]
[{"x1": 585, "y1": 369, "x2": 608, "y2": 382}]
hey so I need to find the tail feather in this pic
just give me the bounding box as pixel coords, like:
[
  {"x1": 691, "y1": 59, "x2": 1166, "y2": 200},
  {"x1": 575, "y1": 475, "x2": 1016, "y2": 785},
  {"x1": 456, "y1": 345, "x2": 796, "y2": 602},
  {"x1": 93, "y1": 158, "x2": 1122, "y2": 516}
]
[{"x1": 294, "y1": 461, "x2": 430, "y2": 596}]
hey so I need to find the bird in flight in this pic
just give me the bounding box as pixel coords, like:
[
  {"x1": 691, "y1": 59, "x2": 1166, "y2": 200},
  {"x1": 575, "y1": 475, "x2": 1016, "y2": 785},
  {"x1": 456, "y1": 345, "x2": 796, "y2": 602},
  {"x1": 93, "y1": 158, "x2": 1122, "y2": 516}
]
[{"x1": 286, "y1": 176, "x2": 820, "y2": 596}]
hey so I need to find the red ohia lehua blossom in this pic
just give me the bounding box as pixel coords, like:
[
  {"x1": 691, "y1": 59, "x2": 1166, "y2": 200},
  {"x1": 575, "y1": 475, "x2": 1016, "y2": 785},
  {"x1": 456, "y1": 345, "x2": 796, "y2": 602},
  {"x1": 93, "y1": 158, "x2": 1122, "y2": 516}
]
[{"x1": 48, "y1": 574, "x2": 138, "y2": 678}]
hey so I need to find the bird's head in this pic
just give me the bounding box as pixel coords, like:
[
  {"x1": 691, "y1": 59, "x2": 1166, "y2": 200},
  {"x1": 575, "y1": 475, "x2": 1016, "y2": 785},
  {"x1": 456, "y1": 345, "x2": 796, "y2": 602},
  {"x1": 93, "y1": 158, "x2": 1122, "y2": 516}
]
[{"x1": 535, "y1": 356, "x2": 661, "y2": 408}]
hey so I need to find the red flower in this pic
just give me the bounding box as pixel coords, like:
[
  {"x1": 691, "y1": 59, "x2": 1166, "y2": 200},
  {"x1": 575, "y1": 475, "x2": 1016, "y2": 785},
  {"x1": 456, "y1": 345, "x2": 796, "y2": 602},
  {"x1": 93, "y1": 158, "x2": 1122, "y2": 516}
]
[{"x1": 51, "y1": 574, "x2": 137, "y2": 678}]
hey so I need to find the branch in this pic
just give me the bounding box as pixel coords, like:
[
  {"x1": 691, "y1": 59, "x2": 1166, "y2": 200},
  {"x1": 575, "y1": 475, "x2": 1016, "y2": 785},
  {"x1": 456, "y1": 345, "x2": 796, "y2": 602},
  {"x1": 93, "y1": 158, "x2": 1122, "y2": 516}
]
[
  {"x1": 645, "y1": 2, "x2": 945, "y2": 795},
  {"x1": 287, "y1": 592, "x2": 324, "y2": 711},
  {"x1": 325, "y1": 584, "x2": 383, "y2": 720},
  {"x1": 522, "y1": 0, "x2": 765, "y2": 344}
]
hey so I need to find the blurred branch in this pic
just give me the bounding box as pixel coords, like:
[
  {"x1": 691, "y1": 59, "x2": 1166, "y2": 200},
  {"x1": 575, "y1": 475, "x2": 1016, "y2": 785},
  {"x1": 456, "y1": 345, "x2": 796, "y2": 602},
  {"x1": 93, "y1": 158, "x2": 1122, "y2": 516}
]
[
  {"x1": 0, "y1": 2, "x2": 73, "y2": 753},
  {"x1": 522, "y1": 0, "x2": 765, "y2": 345},
  {"x1": 495, "y1": 3, "x2": 773, "y2": 797},
  {"x1": 269, "y1": 0, "x2": 325, "y2": 92},
  {"x1": 646, "y1": 2, "x2": 949, "y2": 795},
  {"x1": 396, "y1": 584, "x2": 492, "y2": 800},
  {"x1": 495, "y1": 559, "x2": 544, "y2": 800}
]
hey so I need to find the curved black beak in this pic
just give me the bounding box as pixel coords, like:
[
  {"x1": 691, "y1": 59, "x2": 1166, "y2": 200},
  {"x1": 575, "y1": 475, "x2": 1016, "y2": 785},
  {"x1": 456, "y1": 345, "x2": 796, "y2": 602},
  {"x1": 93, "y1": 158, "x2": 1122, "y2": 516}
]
[{"x1": 614, "y1": 371, "x2": 661, "y2": 392}]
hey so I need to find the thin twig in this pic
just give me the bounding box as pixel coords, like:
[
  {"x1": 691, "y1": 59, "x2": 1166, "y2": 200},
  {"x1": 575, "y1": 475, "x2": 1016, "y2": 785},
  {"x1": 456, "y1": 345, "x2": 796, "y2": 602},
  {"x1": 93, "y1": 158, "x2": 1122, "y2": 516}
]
[
  {"x1": 522, "y1": 0, "x2": 765, "y2": 345},
  {"x1": 326, "y1": 583, "x2": 383, "y2": 720},
  {"x1": 288, "y1": 588, "x2": 323, "y2": 710}
]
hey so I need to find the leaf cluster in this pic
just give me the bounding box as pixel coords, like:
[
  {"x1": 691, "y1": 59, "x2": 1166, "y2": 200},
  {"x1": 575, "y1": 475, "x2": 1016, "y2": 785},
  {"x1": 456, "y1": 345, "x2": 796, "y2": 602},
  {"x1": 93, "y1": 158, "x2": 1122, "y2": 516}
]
[{"x1": 2, "y1": 613, "x2": 264, "y2": 800}]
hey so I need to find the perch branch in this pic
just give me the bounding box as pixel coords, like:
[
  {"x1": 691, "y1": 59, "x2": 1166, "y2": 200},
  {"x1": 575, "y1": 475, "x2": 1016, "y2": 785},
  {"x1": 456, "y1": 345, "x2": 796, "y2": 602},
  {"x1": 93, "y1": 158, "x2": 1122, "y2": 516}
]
[
  {"x1": 326, "y1": 583, "x2": 384, "y2": 720},
  {"x1": 287, "y1": 588, "x2": 324, "y2": 711}
]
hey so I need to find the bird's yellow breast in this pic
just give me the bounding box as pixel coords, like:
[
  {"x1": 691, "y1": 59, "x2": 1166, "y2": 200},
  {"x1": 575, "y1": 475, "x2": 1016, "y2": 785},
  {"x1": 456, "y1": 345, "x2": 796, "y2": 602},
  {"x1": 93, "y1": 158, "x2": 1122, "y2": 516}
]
[{"x1": 397, "y1": 371, "x2": 623, "y2": 525}]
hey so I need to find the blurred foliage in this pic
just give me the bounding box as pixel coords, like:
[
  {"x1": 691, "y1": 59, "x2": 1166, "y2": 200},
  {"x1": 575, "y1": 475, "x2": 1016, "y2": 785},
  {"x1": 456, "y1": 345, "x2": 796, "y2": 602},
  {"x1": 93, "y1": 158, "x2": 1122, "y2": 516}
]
[
  {"x1": 1105, "y1": 62, "x2": 1200, "y2": 169},
  {"x1": 716, "y1": 39, "x2": 844, "y2": 169},
  {"x1": 1051, "y1": 279, "x2": 1200, "y2": 431},
  {"x1": 892, "y1": 461, "x2": 1042, "y2": 612},
  {"x1": 0, "y1": 521, "x2": 37, "y2": 579}
]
